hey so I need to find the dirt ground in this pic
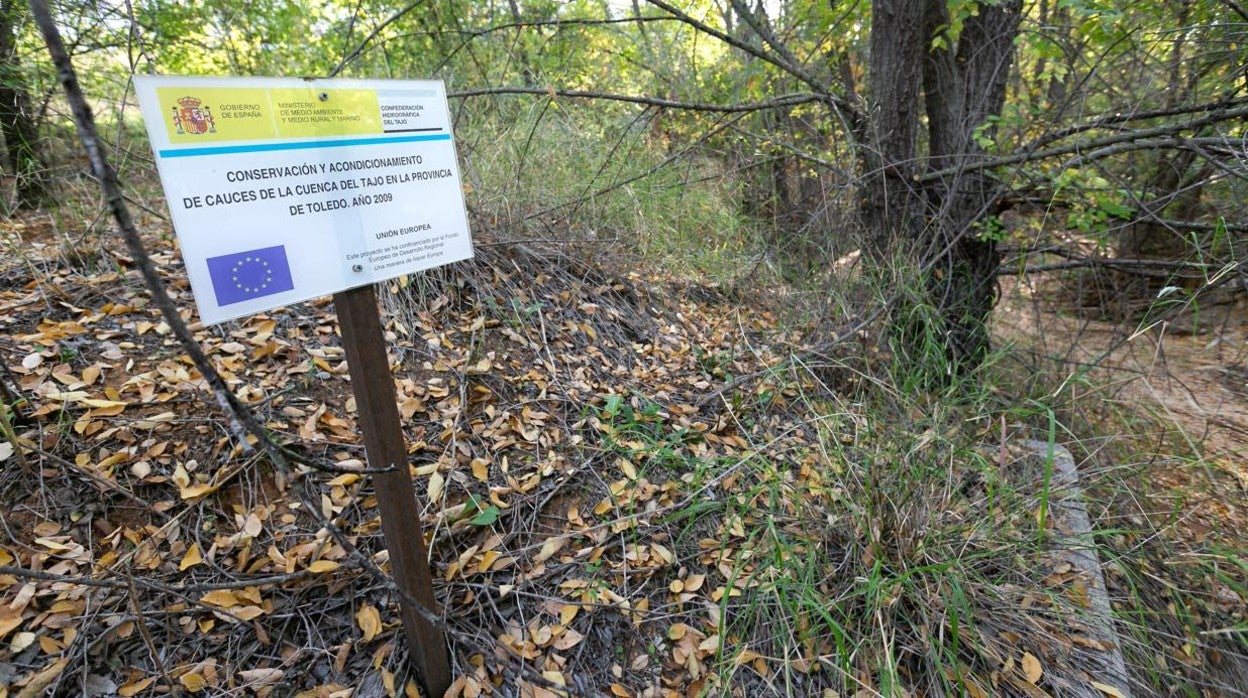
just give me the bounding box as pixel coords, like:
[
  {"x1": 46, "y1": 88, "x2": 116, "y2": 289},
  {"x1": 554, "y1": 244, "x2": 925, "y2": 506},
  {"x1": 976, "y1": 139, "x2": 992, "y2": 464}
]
[{"x1": 995, "y1": 274, "x2": 1248, "y2": 543}]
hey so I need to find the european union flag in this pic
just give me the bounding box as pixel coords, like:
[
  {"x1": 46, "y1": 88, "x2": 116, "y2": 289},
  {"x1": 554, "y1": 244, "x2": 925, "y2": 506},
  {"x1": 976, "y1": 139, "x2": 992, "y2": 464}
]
[{"x1": 205, "y1": 245, "x2": 295, "y2": 307}]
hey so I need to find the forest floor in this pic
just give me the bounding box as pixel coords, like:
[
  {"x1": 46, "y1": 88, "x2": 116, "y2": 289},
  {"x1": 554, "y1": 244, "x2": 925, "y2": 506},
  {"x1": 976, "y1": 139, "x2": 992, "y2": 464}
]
[
  {"x1": 0, "y1": 208, "x2": 1245, "y2": 697},
  {"x1": 995, "y1": 276, "x2": 1248, "y2": 550}
]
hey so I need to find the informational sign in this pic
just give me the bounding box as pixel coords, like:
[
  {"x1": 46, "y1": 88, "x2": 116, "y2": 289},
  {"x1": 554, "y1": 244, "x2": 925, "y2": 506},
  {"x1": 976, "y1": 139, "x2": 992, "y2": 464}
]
[{"x1": 134, "y1": 76, "x2": 473, "y2": 324}]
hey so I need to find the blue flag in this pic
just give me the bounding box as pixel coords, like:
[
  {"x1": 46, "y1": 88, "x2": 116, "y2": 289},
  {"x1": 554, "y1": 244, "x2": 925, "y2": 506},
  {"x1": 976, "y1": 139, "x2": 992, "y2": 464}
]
[{"x1": 205, "y1": 245, "x2": 295, "y2": 307}]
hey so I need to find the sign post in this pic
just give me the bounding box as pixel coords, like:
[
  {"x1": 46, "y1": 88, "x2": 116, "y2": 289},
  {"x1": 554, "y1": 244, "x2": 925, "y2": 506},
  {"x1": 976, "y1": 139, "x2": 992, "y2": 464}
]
[
  {"x1": 335, "y1": 284, "x2": 450, "y2": 692},
  {"x1": 134, "y1": 76, "x2": 470, "y2": 696}
]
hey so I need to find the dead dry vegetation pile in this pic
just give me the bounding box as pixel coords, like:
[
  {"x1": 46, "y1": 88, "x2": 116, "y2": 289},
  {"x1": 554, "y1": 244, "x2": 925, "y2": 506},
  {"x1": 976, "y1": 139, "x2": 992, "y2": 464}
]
[{"x1": 0, "y1": 214, "x2": 1245, "y2": 697}]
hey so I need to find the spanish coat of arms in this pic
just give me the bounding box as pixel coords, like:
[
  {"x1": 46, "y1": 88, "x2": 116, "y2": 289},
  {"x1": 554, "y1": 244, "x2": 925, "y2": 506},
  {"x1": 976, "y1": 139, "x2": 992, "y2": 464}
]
[{"x1": 171, "y1": 96, "x2": 216, "y2": 135}]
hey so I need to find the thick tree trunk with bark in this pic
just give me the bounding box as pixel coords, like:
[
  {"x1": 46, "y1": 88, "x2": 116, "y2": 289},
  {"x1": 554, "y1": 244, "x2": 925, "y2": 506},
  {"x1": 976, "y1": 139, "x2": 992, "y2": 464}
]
[
  {"x1": 863, "y1": 0, "x2": 1021, "y2": 377},
  {"x1": 921, "y1": 0, "x2": 1022, "y2": 371},
  {"x1": 0, "y1": 0, "x2": 47, "y2": 208},
  {"x1": 0, "y1": 0, "x2": 48, "y2": 209},
  {"x1": 862, "y1": 0, "x2": 927, "y2": 255}
]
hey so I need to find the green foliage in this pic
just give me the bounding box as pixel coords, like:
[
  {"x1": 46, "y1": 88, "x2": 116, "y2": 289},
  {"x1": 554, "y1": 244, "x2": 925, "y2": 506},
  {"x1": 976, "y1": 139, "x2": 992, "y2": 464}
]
[
  {"x1": 1051, "y1": 169, "x2": 1136, "y2": 235},
  {"x1": 458, "y1": 99, "x2": 758, "y2": 278},
  {"x1": 468, "y1": 505, "x2": 501, "y2": 526}
]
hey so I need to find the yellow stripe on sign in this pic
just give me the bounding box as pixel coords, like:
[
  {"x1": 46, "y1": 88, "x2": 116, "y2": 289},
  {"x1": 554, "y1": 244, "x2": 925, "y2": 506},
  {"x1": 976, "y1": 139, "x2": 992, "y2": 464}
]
[
  {"x1": 157, "y1": 87, "x2": 278, "y2": 143},
  {"x1": 156, "y1": 87, "x2": 383, "y2": 144},
  {"x1": 268, "y1": 88, "x2": 382, "y2": 138}
]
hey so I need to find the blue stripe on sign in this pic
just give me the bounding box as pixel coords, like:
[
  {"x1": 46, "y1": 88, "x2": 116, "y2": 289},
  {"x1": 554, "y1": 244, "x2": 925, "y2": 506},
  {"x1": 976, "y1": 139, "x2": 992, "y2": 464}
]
[{"x1": 158, "y1": 133, "x2": 451, "y2": 158}]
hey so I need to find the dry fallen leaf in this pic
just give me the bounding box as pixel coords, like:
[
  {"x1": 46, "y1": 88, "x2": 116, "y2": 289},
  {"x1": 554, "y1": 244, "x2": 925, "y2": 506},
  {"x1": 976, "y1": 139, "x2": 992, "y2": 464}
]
[
  {"x1": 427, "y1": 470, "x2": 445, "y2": 501},
  {"x1": 117, "y1": 677, "x2": 157, "y2": 697},
  {"x1": 179, "y1": 543, "x2": 203, "y2": 571},
  {"x1": 357, "y1": 603, "x2": 382, "y2": 642},
  {"x1": 239, "y1": 668, "x2": 285, "y2": 687},
  {"x1": 201, "y1": 590, "x2": 239, "y2": 608},
  {"x1": 15, "y1": 658, "x2": 69, "y2": 698},
  {"x1": 0, "y1": 611, "x2": 25, "y2": 640},
  {"x1": 9, "y1": 630, "x2": 35, "y2": 653},
  {"x1": 308, "y1": 560, "x2": 341, "y2": 573},
  {"x1": 551, "y1": 627, "x2": 584, "y2": 650},
  {"x1": 1022, "y1": 652, "x2": 1043, "y2": 684},
  {"x1": 1090, "y1": 681, "x2": 1128, "y2": 698},
  {"x1": 179, "y1": 672, "x2": 208, "y2": 692}
]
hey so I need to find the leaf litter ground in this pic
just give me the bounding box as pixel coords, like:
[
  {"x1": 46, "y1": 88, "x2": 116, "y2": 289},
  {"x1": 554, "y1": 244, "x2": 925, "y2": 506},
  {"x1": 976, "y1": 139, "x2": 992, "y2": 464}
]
[{"x1": 0, "y1": 214, "x2": 1245, "y2": 697}]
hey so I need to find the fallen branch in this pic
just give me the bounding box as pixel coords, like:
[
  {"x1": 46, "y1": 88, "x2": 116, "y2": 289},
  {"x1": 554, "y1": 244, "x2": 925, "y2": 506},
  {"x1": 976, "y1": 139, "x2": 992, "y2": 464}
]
[{"x1": 1025, "y1": 440, "x2": 1132, "y2": 697}]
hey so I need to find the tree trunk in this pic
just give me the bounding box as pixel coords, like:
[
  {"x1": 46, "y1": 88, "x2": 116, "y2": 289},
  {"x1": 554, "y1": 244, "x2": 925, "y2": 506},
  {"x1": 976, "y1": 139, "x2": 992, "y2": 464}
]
[
  {"x1": 863, "y1": 0, "x2": 1021, "y2": 379},
  {"x1": 862, "y1": 0, "x2": 927, "y2": 257},
  {"x1": 921, "y1": 0, "x2": 1022, "y2": 372},
  {"x1": 507, "y1": 0, "x2": 537, "y2": 87},
  {"x1": 0, "y1": 0, "x2": 48, "y2": 209}
]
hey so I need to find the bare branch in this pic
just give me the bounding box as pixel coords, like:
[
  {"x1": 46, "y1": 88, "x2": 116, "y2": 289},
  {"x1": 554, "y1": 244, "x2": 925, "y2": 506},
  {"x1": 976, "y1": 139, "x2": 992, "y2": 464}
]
[
  {"x1": 1063, "y1": 135, "x2": 1248, "y2": 169},
  {"x1": 1219, "y1": 0, "x2": 1248, "y2": 22},
  {"x1": 330, "y1": 1, "x2": 425, "y2": 77},
  {"x1": 449, "y1": 85, "x2": 821, "y2": 113},
  {"x1": 1025, "y1": 97, "x2": 1248, "y2": 150},
  {"x1": 921, "y1": 104, "x2": 1248, "y2": 182},
  {"x1": 642, "y1": 0, "x2": 858, "y2": 128}
]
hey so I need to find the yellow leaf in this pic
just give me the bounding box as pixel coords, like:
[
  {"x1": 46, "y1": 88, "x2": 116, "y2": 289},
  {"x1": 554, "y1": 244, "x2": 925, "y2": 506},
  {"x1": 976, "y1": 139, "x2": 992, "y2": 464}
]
[
  {"x1": 179, "y1": 483, "x2": 219, "y2": 501},
  {"x1": 1090, "y1": 681, "x2": 1128, "y2": 698},
  {"x1": 232, "y1": 605, "x2": 266, "y2": 621},
  {"x1": 427, "y1": 471, "x2": 445, "y2": 501},
  {"x1": 1022, "y1": 652, "x2": 1042, "y2": 684},
  {"x1": 179, "y1": 672, "x2": 207, "y2": 692},
  {"x1": 619, "y1": 459, "x2": 637, "y2": 481},
  {"x1": 80, "y1": 398, "x2": 128, "y2": 409},
  {"x1": 200, "y1": 590, "x2": 238, "y2": 608},
  {"x1": 471, "y1": 458, "x2": 489, "y2": 481},
  {"x1": 16, "y1": 658, "x2": 69, "y2": 698},
  {"x1": 559, "y1": 604, "x2": 578, "y2": 626},
  {"x1": 179, "y1": 544, "x2": 203, "y2": 571},
  {"x1": 477, "y1": 550, "x2": 502, "y2": 573},
  {"x1": 357, "y1": 604, "x2": 382, "y2": 642},
  {"x1": 96, "y1": 451, "x2": 129, "y2": 471},
  {"x1": 117, "y1": 676, "x2": 156, "y2": 697},
  {"x1": 532, "y1": 537, "x2": 567, "y2": 565},
  {"x1": 308, "y1": 560, "x2": 340, "y2": 573},
  {"x1": 172, "y1": 463, "x2": 191, "y2": 488},
  {"x1": 34, "y1": 538, "x2": 71, "y2": 552},
  {"x1": 736, "y1": 649, "x2": 763, "y2": 665},
  {"x1": 328, "y1": 473, "x2": 361, "y2": 487},
  {"x1": 0, "y1": 613, "x2": 22, "y2": 641},
  {"x1": 235, "y1": 586, "x2": 262, "y2": 605}
]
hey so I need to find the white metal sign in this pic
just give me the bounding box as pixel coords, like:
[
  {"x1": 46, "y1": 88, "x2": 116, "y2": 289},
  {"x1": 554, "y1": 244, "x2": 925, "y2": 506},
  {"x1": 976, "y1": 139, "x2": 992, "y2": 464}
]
[{"x1": 134, "y1": 76, "x2": 473, "y2": 324}]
